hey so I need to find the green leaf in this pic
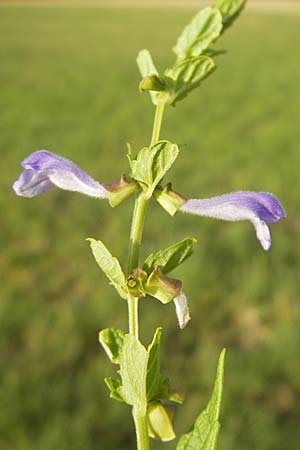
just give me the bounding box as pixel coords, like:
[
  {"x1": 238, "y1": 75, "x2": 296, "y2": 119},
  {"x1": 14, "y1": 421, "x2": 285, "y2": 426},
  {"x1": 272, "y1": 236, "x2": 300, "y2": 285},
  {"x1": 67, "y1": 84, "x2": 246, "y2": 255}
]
[
  {"x1": 147, "y1": 401, "x2": 176, "y2": 442},
  {"x1": 214, "y1": 0, "x2": 247, "y2": 29},
  {"x1": 137, "y1": 49, "x2": 161, "y2": 105},
  {"x1": 176, "y1": 349, "x2": 226, "y2": 450},
  {"x1": 99, "y1": 328, "x2": 125, "y2": 364},
  {"x1": 130, "y1": 141, "x2": 179, "y2": 198},
  {"x1": 143, "y1": 237, "x2": 197, "y2": 275},
  {"x1": 137, "y1": 49, "x2": 159, "y2": 79},
  {"x1": 104, "y1": 377, "x2": 124, "y2": 402},
  {"x1": 118, "y1": 334, "x2": 148, "y2": 415},
  {"x1": 164, "y1": 56, "x2": 215, "y2": 105},
  {"x1": 88, "y1": 239, "x2": 128, "y2": 299},
  {"x1": 173, "y1": 6, "x2": 223, "y2": 60},
  {"x1": 146, "y1": 328, "x2": 169, "y2": 401}
]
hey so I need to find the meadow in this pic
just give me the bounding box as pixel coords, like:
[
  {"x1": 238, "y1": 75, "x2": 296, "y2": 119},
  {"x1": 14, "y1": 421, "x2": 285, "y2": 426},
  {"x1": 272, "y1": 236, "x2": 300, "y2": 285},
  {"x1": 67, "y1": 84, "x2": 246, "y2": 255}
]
[{"x1": 0, "y1": 4, "x2": 299, "y2": 450}]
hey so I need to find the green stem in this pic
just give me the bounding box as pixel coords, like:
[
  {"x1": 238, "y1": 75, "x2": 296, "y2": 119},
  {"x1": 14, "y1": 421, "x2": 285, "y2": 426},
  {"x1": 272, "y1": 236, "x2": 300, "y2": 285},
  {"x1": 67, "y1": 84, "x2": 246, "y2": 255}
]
[
  {"x1": 133, "y1": 409, "x2": 150, "y2": 450},
  {"x1": 126, "y1": 102, "x2": 166, "y2": 450},
  {"x1": 150, "y1": 102, "x2": 165, "y2": 146},
  {"x1": 128, "y1": 193, "x2": 148, "y2": 275}
]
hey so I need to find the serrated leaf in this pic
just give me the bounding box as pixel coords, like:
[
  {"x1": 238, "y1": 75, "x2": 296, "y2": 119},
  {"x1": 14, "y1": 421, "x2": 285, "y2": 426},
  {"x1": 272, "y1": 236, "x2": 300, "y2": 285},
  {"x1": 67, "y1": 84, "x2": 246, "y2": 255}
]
[
  {"x1": 99, "y1": 328, "x2": 125, "y2": 364},
  {"x1": 164, "y1": 56, "x2": 215, "y2": 105},
  {"x1": 143, "y1": 237, "x2": 197, "y2": 275},
  {"x1": 104, "y1": 377, "x2": 124, "y2": 402},
  {"x1": 118, "y1": 334, "x2": 148, "y2": 415},
  {"x1": 177, "y1": 349, "x2": 225, "y2": 450},
  {"x1": 214, "y1": 0, "x2": 247, "y2": 29},
  {"x1": 88, "y1": 238, "x2": 128, "y2": 299},
  {"x1": 174, "y1": 6, "x2": 223, "y2": 60},
  {"x1": 137, "y1": 49, "x2": 161, "y2": 105},
  {"x1": 130, "y1": 141, "x2": 179, "y2": 197}
]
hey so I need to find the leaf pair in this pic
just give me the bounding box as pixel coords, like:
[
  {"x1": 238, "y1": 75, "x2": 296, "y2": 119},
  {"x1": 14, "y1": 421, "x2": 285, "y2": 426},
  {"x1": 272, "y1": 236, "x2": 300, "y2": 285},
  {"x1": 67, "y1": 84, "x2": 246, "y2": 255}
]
[
  {"x1": 129, "y1": 140, "x2": 179, "y2": 198},
  {"x1": 100, "y1": 327, "x2": 181, "y2": 441},
  {"x1": 88, "y1": 237, "x2": 196, "y2": 306},
  {"x1": 137, "y1": 0, "x2": 247, "y2": 106},
  {"x1": 137, "y1": 49, "x2": 215, "y2": 107}
]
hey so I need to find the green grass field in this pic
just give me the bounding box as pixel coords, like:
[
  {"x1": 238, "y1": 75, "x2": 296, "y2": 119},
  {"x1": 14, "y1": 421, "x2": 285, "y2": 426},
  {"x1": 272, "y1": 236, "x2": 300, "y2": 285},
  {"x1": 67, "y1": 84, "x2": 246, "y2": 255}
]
[{"x1": 1, "y1": 5, "x2": 300, "y2": 450}]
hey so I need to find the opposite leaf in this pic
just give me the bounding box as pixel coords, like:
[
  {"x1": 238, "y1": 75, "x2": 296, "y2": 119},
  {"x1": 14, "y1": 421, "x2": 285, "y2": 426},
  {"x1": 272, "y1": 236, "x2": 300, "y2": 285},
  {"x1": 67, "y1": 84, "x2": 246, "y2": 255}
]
[
  {"x1": 99, "y1": 328, "x2": 125, "y2": 364},
  {"x1": 147, "y1": 328, "x2": 169, "y2": 402},
  {"x1": 143, "y1": 237, "x2": 197, "y2": 275},
  {"x1": 130, "y1": 141, "x2": 179, "y2": 198},
  {"x1": 177, "y1": 349, "x2": 225, "y2": 450},
  {"x1": 174, "y1": 6, "x2": 223, "y2": 60},
  {"x1": 164, "y1": 56, "x2": 215, "y2": 105},
  {"x1": 105, "y1": 377, "x2": 124, "y2": 403},
  {"x1": 137, "y1": 49, "x2": 161, "y2": 105},
  {"x1": 118, "y1": 334, "x2": 148, "y2": 415},
  {"x1": 88, "y1": 238, "x2": 128, "y2": 299}
]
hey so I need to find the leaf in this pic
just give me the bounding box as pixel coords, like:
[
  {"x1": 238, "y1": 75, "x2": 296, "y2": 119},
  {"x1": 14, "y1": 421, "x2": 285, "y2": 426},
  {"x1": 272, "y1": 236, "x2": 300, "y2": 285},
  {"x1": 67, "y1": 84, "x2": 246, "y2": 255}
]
[
  {"x1": 99, "y1": 328, "x2": 125, "y2": 364},
  {"x1": 173, "y1": 6, "x2": 223, "y2": 60},
  {"x1": 146, "y1": 328, "x2": 169, "y2": 401},
  {"x1": 214, "y1": 0, "x2": 247, "y2": 29},
  {"x1": 143, "y1": 237, "x2": 197, "y2": 275},
  {"x1": 130, "y1": 141, "x2": 179, "y2": 197},
  {"x1": 88, "y1": 238, "x2": 128, "y2": 299},
  {"x1": 176, "y1": 349, "x2": 226, "y2": 450},
  {"x1": 164, "y1": 56, "x2": 215, "y2": 105},
  {"x1": 118, "y1": 334, "x2": 148, "y2": 415},
  {"x1": 104, "y1": 377, "x2": 124, "y2": 402},
  {"x1": 137, "y1": 49, "x2": 159, "y2": 79},
  {"x1": 137, "y1": 49, "x2": 161, "y2": 105}
]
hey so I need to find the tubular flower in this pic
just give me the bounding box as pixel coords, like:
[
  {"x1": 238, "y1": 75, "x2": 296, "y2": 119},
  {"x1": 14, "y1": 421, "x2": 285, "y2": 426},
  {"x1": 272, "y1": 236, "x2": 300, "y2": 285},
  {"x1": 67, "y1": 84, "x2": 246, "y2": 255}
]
[
  {"x1": 13, "y1": 150, "x2": 108, "y2": 199},
  {"x1": 179, "y1": 191, "x2": 285, "y2": 251}
]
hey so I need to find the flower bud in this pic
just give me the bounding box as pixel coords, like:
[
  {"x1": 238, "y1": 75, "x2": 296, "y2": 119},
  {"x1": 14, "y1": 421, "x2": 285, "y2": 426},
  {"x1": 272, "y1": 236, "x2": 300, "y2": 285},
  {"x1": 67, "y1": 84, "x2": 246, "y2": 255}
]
[{"x1": 139, "y1": 74, "x2": 166, "y2": 92}]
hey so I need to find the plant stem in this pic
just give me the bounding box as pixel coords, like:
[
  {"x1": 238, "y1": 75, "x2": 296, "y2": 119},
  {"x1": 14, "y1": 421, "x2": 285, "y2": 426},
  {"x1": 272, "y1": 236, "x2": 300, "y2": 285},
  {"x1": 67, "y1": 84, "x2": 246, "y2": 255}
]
[
  {"x1": 127, "y1": 101, "x2": 166, "y2": 450},
  {"x1": 128, "y1": 192, "x2": 148, "y2": 275},
  {"x1": 150, "y1": 102, "x2": 165, "y2": 146},
  {"x1": 133, "y1": 409, "x2": 150, "y2": 450}
]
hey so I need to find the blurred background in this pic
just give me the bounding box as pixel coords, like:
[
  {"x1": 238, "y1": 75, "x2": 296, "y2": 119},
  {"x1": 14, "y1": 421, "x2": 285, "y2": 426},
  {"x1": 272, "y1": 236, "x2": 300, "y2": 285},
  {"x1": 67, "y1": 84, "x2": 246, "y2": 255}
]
[{"x1": 0, "y1": 1, "x2": 299, "y2": 449}]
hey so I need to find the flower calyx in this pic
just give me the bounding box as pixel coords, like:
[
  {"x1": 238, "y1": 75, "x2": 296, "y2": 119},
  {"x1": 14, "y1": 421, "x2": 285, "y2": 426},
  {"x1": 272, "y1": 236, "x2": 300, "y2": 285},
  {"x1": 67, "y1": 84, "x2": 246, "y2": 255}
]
[
  {"x1": 154, "y1": 183, "x2": 187, "y2": 216},
  {"x1": 127, "y1": 266, "x2": 182, "y2": 305},
  {"x1": 145, "y1": 266, "x2": 182, "y2": 304},
  {"x1": 139, "y1": 74, "x2": 166, "y2": 93},
  {"x1": 127, "y1": 268, "x2": 148, "y2": 297},
  {"x1": 104, "y1": 173, "x2": 138, "y2": 207}
]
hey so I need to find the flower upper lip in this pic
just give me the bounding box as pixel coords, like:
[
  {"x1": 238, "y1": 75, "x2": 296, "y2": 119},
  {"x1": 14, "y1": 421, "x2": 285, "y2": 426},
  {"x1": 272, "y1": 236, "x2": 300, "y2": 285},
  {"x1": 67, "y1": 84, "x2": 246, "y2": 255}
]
[{"x1": 13, "y1": 150, "x2": 108, "y2": 199}]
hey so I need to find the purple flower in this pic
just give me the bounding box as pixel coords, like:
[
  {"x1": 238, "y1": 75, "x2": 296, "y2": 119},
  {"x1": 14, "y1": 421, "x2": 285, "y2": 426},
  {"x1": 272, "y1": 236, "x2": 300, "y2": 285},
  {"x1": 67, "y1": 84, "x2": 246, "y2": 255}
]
[
  {"x1": 13, "y1": 150, "x2": 108, "y2": 199},
  {"x1": 180, "y1": 191, "x2": 285, "y2": 251}
]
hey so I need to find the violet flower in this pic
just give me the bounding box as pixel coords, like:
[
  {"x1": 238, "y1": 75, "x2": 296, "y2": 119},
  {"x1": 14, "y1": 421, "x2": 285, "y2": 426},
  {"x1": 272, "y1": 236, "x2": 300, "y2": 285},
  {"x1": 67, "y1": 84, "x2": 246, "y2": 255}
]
[
  {"x1": 13, "y1": 150, "x2": 108, "y2": 199},
  {"x1": 180, "y1": 191, "x2": 285, "y2": 251}
]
